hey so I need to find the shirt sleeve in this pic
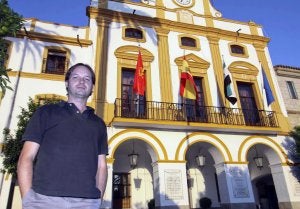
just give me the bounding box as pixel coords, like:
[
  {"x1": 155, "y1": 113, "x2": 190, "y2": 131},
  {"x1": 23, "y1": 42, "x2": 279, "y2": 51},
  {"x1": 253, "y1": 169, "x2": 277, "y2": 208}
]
[{"x1": 22, "y1": 106, "x2": 47, "y2": 144}]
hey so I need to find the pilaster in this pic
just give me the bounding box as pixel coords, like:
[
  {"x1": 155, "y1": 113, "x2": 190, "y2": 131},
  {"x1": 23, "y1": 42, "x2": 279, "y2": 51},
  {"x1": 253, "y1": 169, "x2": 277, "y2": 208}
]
[
  {"x1": 203, "y1": 0, "x2": 214, "y2": 27},
  {"x1": 93, "y1": 16, "x2": 111, "y2": 121},
  {"x1": 207, "y1": 35, "x2": 226, "y2": 106},
  {"x1": 253, "y1": 43, "x2": 291, "y2": 133},
  {"x1": 156, "y1": 0, "x2": 165, "y2": 19},
  {"x1": 155, "y1": 27, "x2": 173, "y2": 103},
  {"x1": 248, "y1": 21, "x2": 259, "y2": 36}
]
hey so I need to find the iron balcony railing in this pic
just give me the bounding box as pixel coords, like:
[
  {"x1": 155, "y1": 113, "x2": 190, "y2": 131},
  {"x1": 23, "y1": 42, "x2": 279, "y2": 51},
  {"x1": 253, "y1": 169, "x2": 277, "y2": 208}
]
[{"x1": 114, "y1": 98, "x2": 278, "y2": 127}]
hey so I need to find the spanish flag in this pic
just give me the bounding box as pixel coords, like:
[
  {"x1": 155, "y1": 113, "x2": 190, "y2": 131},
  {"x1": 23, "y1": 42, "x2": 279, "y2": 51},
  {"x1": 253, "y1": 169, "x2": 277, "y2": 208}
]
[
  {"x1": 133, "y1": 50, "x2": 146, "y2": 96},
  {"x1": 180, "y1": 59, "x2": 197, "y2": 100}
]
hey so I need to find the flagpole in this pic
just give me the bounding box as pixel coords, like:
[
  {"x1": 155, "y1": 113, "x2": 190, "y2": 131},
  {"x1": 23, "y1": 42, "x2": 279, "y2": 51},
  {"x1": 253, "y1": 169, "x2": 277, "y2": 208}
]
[
  {"x1": 136, "y1": 94, "x2": 139, "y2": 117},
  {"x1": 137, "y1": 43, "x2": 140, "y2": 117}
]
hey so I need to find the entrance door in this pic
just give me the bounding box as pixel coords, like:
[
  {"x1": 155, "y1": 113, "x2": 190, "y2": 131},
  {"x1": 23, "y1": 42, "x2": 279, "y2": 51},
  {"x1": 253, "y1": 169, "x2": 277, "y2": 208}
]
[
  {"x1": 113, "y1": 173, "x2": 131, "y2": 209},
  {"x1": 256, "y1": 180, "x2": 279, "y2": 209}
]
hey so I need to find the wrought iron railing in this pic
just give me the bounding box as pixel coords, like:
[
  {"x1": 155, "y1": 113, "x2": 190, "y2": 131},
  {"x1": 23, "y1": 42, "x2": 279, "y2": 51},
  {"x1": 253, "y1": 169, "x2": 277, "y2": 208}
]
[{"x1": 114, "y1": 98, "x2": 278, "y2": 127}]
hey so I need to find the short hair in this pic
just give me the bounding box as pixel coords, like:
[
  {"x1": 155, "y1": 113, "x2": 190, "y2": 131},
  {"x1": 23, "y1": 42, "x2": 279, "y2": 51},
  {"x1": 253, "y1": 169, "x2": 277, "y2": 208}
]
[{"x1": 65, "y1": 63, "x2": 95, "y2": 85}]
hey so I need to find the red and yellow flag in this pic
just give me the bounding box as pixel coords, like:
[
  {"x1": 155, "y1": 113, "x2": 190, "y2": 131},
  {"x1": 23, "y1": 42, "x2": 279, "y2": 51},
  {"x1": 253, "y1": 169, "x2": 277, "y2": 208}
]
[
  {"x1": 133, "y1": 50, "x2": 146, "y2": 96},
  {"x1": 180, "y1": 59, "x2": 197, "y2": 100}
]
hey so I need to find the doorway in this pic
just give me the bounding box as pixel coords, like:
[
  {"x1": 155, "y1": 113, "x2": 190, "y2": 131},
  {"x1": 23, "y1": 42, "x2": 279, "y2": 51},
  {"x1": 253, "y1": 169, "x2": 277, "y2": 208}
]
[{"x1": 113, "y1": 172, "x2": 131, "y2": 209}]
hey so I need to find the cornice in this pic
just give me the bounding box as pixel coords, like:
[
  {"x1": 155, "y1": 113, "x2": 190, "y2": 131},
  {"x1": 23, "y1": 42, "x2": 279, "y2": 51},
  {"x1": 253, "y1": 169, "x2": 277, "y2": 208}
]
[
  {"x1": 275, "y1": 69, "x2": 300, "y2": 79},
  {"x1": 16, "y1": 31, "x2": 92, "y2": 47},
  {"x1": 8, "y1": 71, "x2": 65, "y2": 82},
  {"x1": 88, "y1": 7, "x2": 269, "y2": 45},
  {"x1": 287, "y1": 110, "x2": 300, "y2": 114}
]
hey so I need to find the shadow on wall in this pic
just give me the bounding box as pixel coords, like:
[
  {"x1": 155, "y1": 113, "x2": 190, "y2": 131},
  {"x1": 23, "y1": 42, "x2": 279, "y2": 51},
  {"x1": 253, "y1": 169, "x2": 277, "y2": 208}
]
[{"x1": 282, "y1": 136, "x2": 300, "y2": 183}]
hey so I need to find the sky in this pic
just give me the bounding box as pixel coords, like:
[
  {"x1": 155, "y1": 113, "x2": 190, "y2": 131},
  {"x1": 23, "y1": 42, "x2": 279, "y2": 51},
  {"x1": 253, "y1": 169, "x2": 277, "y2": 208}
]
[{"x1": 8, "y1": 0, "x2": 300, "y2": 67}]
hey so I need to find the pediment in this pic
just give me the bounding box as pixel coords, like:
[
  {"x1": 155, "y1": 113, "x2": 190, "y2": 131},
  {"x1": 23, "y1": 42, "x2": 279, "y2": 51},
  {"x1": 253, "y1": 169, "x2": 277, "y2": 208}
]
[
  {"x1": 174, "y1": 53, "x2": 210, "y2": 69},
  {"x1": 114, "y1": 45, "x2": 154, "y2": 62},
  {"x1": 228, "y1": 61, "x2": 259, "y2": 76}
]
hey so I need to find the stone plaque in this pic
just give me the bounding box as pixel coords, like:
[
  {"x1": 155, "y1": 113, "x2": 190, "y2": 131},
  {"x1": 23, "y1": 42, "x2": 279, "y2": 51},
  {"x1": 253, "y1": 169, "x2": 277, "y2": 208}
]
[
  {"x1": 178, "y1": 11, "x2": 193, "y2": 24},
  {"x1": 164, "y1": 169, "x2": 183, "y2": 200},
  {"x1": 228, "y1": 167, "x2": 250, "y2": 198}
]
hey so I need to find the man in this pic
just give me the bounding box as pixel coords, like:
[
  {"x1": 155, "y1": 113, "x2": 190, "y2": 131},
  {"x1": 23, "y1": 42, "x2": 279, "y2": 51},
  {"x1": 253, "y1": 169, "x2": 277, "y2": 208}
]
[{"x1": 17, "y1": 63, "x2": 108, "y2": 209}]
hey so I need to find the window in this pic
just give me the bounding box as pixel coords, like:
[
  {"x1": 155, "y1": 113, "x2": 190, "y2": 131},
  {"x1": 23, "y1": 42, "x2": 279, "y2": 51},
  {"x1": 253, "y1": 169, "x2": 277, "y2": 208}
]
[
  {"x1": 121, "y1": 68, "x2": 146, "y2": 118},
  {"x1": 42, "y1": 47, "x2": 70, "y2": 75},
  {"x1": 228, "y1": 43, "x2": 249, "y2": 58},
  {"x1": 122, "y1": 27, "x2": 146, "y2": 43},
  {"x1": 179, "y1": 35, "x2": 200, "y2": 51},
  {"x1": 125, "y1": 28, "x2": 143, "y2": 39},
  {"x1": 181, "y1": 37, "x2": 196, "y2": 48},
  {"x1": 35, "y1": 94, "x2": 65, "y2": 105},
  {"x1": 0, "y1": 41, "x2": 11, "y2": 69},
  {"x1": 230, "y1": 45, "x2": 244, "y2": 54},
  {"x1": 287, "y1": 81, "x2": 298, "y2": 99}
]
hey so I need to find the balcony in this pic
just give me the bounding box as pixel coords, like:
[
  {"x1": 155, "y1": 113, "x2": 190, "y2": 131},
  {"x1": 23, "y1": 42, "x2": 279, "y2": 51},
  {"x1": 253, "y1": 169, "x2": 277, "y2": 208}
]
[{"x1": 114, "y1": 98, "x2": 278, "y2": 127}]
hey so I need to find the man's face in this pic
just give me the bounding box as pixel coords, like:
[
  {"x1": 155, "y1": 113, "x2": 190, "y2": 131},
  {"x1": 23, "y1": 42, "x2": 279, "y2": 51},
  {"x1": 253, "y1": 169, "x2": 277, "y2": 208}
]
[{"x1": 65, "y1": 66, "x2": 94, "y2": 99}]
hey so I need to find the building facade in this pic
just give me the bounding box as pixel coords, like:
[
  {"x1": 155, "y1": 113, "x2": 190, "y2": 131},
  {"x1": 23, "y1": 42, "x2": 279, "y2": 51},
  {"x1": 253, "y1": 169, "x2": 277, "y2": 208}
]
[
  {"x1": 274, "y1": 65, "x2": 300, "y2": 128},
  {"x1": 0, "y1": 0, "x2": 299, "y2": 209}
]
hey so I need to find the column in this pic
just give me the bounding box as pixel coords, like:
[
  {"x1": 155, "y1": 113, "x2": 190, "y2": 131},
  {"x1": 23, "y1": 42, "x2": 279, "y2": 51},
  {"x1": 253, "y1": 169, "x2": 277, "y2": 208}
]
[
  {"x1": 152, "y1": 162, "x2": 189, "y2": 209},
  {"x1": 215, "y1": 163, "x2": 256, "y2": 209},
  {"x1": 269, "y1": 164, "x2": 300, "y2": 209}
]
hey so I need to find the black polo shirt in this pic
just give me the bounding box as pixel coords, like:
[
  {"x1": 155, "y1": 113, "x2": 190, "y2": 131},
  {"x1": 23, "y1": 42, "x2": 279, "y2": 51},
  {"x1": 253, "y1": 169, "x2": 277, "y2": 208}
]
[{"x1": 22, "y1": 101, "x2": 108, "y2": 198}]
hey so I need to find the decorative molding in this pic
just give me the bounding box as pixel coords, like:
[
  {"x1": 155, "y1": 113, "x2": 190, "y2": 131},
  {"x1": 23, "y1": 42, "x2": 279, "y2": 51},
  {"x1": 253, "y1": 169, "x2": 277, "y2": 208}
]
[
  {"x1": 16, "y1": 31, "x2": 92, "y2": 47},
  {"x1": 8, "y1": 71, "x2": 65, "y2": 81}
]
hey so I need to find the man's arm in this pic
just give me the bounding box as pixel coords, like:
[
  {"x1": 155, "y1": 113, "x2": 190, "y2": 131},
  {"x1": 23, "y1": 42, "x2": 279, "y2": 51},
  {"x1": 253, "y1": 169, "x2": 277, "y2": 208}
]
[
  {"x1": 17, "y1": 141, "x2": 40, "y2": 198},
  {"x1": 96, "y1": 154, "x2": 108, "y2": 199}
]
